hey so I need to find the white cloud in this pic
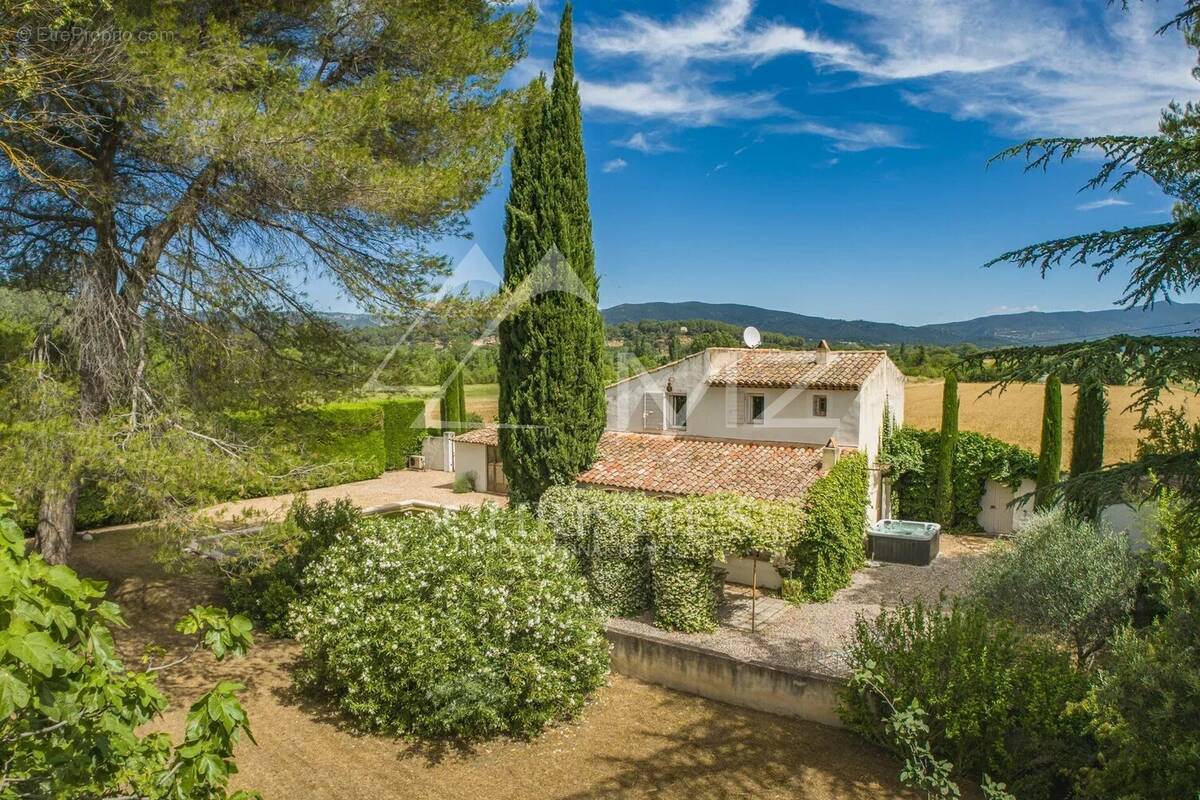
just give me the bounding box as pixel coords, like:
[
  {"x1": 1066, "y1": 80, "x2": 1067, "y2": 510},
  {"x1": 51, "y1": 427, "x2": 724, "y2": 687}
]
[
  {"x1": 579, "y1": 77, "x2": 782, "y2": 125},
  {"x1": 576, "y1": 0, "x2": 849, "y2": 128},
  {"x1": 574, "y1": 0, "x2": 1195, "y2": 138},
  {"x1": 615, "y1": 131, "x2": 681, "y2": 154},
  {"x1": 1076, "y1": 197, "x2": 1132, "y2": 211},
  {"x1": 819, "y1": 0, "x2": 1196, "y2": 136},
  {"x1": 602, "y1": 157, "x2": 629, "y2": 173},
  {"x1": 581, "y1": 0, "x2": 856, "y2": 63},
  {"x1": 768, "y1": 120, "x2": 914, "y2": 151}
]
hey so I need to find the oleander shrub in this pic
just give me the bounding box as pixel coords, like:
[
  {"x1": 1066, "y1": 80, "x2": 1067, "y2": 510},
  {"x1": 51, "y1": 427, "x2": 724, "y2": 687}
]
[
  {"x1": 289, "y1": 505, "x2": 610, "y2": 739},
  {"x1": 839, "y1": 598, "x2": 1093, "y2": 800},
  {"x1": 783, "y1": 452, "x2": 870, "y2": 603},
  {"x1": 224, "y1": 497, "x2": 361, "y2": 637},
  {"x1": 538, "y1": 486, "x2": 656, "y2": 616},
  {"x1": 379, "y1": 397, "x2": 427, "y2": 469},
  {"x1": 891, "y1": 427, "x2": 1037, "y2": 531}
]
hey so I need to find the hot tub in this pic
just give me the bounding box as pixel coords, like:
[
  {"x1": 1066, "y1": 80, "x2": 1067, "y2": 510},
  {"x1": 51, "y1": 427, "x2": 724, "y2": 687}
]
[{"x1": 868, "y1": 519, "x2": 941, "y2": 566}]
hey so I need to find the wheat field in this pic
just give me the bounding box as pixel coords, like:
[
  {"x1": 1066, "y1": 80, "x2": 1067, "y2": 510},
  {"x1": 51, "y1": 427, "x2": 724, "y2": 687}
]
[{"x1": 904, "y1": 380, "x2": 1200, "y2": 467}]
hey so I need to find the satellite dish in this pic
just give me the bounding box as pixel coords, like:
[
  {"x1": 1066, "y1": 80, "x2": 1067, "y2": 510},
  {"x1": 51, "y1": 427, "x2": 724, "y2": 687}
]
[{"x1": 743, "y1": 326, "x2": 761, "y2": 349}]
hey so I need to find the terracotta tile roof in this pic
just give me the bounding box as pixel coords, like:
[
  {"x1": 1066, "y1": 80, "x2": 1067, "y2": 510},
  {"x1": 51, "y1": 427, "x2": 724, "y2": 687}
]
[
  {"x1": 579, "y1": 431, "x2": 825, "y2": 501},
  {"x1": 706, "y1": 349, "x2": 886, "y2": 390},
  {"x1": 453, "y1": 427, "x2": 499, "y2": 445}
]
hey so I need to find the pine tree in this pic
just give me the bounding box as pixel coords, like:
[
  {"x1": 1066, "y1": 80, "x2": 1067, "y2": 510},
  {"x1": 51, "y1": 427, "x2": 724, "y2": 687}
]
[
  {"x1": 1070, "y1": 374, "x2": 1108, "y2": 517},
  {"x1": 934, "y1": 372, "x2": 959, "y2": 528},
  {"x1": 497, "y1": 4, "x2": 606, "y2": 504},
  {"x1": 439, "y1": 363, "x2": 467, "y2": 432},
  {"x1": 1035, "y1": 374, "x2": 1063, "y2": 510}
]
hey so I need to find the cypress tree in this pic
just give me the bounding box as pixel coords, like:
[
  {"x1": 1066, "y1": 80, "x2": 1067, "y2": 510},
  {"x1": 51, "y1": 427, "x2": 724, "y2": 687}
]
[
  {"x1": 1035, "y1": 374, "x2": 1063, "y2": 511},
  {"x1": 1069, "y1": 373, "x2": 1108, "y2": 518},
  {"x1": 498, "y1": 4, "x2": 606, "y2": 504},
  {"x1": 439, "y1": 363, "x2": 466, "y2": 432},
  {"x1": 934, "y1": 372, "x2": 959, "y2": 528}
]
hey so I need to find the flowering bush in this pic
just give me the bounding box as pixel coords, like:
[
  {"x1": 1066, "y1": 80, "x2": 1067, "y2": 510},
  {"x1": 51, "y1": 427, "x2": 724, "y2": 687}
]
[
  {"x1": 225, "y1": 497, "x2": 361, "y2": 637},
  {"x1": 289, "y1": 505, "x2": 610, "y2": 739}
]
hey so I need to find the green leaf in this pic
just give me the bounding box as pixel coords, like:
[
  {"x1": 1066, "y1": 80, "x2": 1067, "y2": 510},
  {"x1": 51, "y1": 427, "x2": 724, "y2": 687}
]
[
  {"x1": 0, "y1": 667, "x2": 31, "y2": 716},
  {"x1": 7, "y1": 631, "x2": 57, "y2": 676}
]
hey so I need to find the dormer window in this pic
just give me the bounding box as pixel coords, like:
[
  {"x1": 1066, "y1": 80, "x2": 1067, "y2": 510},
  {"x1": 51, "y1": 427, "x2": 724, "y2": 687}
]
[
  {"x1": 813, "y1": 394, "x2": 828, "y2": 417},
  {"x1": 749, "y1": 394, "x2": 765, "y2": 424}
]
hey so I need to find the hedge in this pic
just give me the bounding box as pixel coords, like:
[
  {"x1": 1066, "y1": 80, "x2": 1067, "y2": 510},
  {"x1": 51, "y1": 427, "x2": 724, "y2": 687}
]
[
  {"x1": 891, "y1": 427, "x2": 1037, "y2": 532},
  {"x1": 378, "y1": 397, "x2": 427, "y2": 470},
  {"x1": 783, "y1": 452, "x2": 870, "y2": 604},
  {"x1": 63, "y1": 397, "x2": 424, "y2": 530},
  {"x1": 228, "y1": 401, "x2": 386, "y2": 485},
  {"x1": 538, "y1": 486, "x2": 654, "y2": 616},
  {"x1": 539, "y1": 487, "x2": 806, "y2": 633}
]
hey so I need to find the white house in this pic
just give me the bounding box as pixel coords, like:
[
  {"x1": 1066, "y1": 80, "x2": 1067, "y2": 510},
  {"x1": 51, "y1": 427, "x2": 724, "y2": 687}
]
[{"x1": 452, "y1": 342, "x2": 905, "y2": 520}]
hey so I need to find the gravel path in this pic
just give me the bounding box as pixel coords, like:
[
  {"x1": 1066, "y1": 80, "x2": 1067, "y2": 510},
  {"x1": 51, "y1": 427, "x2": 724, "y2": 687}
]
[{"x1": 609, "y1": 535, "x2": 996, "y2": 678}]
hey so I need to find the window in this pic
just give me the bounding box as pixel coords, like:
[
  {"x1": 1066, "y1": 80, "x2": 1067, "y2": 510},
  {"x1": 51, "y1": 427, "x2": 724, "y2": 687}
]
[
  {"x1": 812, "y1": 394, "x2": 828, "y2": 417},
  {"x1": 749, "y1": 394, "x2": 765, "y2": 424},
  {"x1": 670, "y1": 394, "x2": 687, "y2": 429}
]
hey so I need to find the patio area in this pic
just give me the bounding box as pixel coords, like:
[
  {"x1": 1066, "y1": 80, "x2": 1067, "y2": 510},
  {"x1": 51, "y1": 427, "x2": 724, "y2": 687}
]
[{"x1": 610, "y1": 534, "x2": 996, "y2": 678}]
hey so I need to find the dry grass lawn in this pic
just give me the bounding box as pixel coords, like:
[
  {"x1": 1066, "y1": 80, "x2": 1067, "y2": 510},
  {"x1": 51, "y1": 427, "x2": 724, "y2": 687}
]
[
  {"x1": 904, "y1": 380, "x2": 1200, "y2": 466},
  {"x1": 70, "y1": 532, "x2": 917, "y2": 800}
]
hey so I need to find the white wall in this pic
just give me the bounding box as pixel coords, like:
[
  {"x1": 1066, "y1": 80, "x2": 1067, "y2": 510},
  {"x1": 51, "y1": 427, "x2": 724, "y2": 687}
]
[
  {"x1": 605, "y1": 349, "x2": 877, "y2": 448},
  {"x1": 422, "y1": 433, "x2": 454, "y2": 472},
  {"x1": 454, "y1": 441, "x2": 488, "y2": 491}
]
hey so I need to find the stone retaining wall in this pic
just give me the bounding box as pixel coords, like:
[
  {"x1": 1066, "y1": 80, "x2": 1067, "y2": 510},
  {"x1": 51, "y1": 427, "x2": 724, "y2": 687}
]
[{"x1": 605, "y1": 625, "x2": 845, "y2": 728}]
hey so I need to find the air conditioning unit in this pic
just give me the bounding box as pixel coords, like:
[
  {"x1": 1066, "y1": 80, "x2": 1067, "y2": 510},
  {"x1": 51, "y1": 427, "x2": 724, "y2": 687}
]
[{"x1": 408, "y1": 454, "x2": 426, "y2": 470}]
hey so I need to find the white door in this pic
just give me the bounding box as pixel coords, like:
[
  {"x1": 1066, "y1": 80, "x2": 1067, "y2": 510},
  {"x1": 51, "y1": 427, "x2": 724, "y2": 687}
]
[{"x1": 978, "y1": 480, "x2": 1014, "y2": 535}]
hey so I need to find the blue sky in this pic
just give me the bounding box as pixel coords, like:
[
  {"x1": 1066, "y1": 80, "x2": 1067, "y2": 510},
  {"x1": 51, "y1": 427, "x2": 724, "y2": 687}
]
[{"x1": 321, "y1": 0, "x2": 1198, "y2": 326}]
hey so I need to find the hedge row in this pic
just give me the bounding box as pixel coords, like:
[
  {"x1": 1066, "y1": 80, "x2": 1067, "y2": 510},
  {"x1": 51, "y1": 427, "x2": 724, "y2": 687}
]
[
  {"x1": 539, "y1": 487, "x2": 810, "y2": 633},
  {"x1": 378, "y1": 397, "x2": 428, "y2": 470},
  {"x1": 537, "y1": 486, "x2": 654, "y2": 616},
  {"x1": 890, "y1": 427, "x2": 1037, "y2": 532},
  {"x1": 782, "y1": 452, "x2": 871, "y2": 604},
  {"x1": 68, "y1": 397, "x2": 426, "y2": 529}
]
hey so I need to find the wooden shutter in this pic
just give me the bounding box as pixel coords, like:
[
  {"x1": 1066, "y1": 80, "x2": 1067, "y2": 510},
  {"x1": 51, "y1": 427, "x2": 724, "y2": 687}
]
[
  {"x1": 643, "y1": 392, "x2": 666, "y2": 431},
  {"x1": 724, "y1": 388, "x2": 744, "y2": 427}
]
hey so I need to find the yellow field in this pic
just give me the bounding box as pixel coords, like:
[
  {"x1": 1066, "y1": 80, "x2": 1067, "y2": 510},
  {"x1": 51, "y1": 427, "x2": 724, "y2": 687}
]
[{"x1": 904, "y1": 380, "x2": 1200, "y2": 466}]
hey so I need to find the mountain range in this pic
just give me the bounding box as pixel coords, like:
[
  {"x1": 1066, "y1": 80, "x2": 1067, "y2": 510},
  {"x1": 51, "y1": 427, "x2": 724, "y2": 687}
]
[{"x1": 599, "y1": 301, "x2": 1200, "y2": 347}]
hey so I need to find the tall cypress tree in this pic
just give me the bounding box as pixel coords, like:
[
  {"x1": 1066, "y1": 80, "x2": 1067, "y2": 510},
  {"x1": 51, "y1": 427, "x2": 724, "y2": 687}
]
[
  {"x1": 1035, "y1": 374, "x2": 1063, "y2": 511},
  {"x1": 1070, "y1": 374, "x2": 1108, "y2": 517},
  {"x1": 439, "y1": 363, "x2": 466, "y2": 432},
  {"x1": 934, "y1": 372, "x2": 959, "y2": 528},
  {"x1": 498, "y1": 4, "x2": 606, "y2": 504}
]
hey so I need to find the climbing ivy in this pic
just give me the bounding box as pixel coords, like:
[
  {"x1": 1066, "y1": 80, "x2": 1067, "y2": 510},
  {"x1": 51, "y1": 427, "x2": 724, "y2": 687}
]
[
  {"x1": 891, "y1": 427, "x2": 1037, "y2": 531},
  {"x1": 783, "y1": 452, "x2": 871, "y2": 603}
]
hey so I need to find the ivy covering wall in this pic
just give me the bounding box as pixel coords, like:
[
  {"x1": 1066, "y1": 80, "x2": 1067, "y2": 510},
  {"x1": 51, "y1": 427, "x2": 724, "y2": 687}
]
[
  {"x1": 540, "y1": 486, "x2": 866, "y2": 633},
  {"x1": 538, "y1": 486, "x2": 654, "y2": 616},
  {"x1": 782, "y1": 452, "x2": 871, "y2": 604},
  {"x1": 890, "y1": 427, "x2": 1037, "y2": 531}
]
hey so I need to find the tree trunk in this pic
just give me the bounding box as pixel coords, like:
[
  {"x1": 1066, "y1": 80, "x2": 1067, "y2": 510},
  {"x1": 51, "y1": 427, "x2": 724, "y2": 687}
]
[{"x1": 36, "y1": 480, "x2": 80, "y2": 565}]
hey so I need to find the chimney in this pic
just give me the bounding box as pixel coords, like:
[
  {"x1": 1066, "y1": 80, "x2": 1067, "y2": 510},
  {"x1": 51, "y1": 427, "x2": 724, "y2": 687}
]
[
  {"x1": 815, "y1": 339, "x2": 832, "y2": 365},
  {"x1": 821, "y1": 437, "x2": 839, "y2": 472}
]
